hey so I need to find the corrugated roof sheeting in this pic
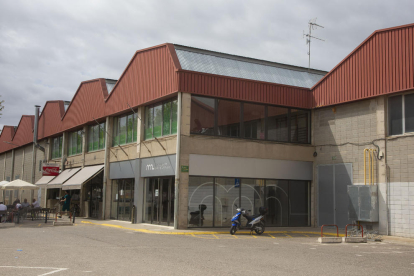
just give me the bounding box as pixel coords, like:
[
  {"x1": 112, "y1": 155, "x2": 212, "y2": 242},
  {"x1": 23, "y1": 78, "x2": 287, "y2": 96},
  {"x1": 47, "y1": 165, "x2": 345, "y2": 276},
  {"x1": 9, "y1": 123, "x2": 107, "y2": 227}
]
[
  {"x1": 105, "y1": 44, "x2": 179, "y2": 114},
  {"x1": 176, "y1": 49, "x2": 324, "y2": 89},
  {"x1": 38, "y1": 101, "x2": 65, "y2": 139},
  {"x1": 179, "y1": 71, "x2": 313, "y2": 109},
  {"x1": 12, "y1": 116, "x2": 34, "y2": 147},
  {"x1": 313, "y1": 23, "x2": 414, "y2": 107},
  {"x1": 62, "y1": 80, "x2": 107, "y2": 130},
  {"x1": 0, "y1": 126, "x2": 17, "y2": 152}
]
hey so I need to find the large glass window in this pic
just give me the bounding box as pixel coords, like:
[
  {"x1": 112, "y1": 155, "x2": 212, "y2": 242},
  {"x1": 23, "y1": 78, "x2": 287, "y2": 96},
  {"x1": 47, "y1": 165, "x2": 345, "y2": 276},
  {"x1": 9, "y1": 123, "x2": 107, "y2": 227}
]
[
  {"x1": 217, "y1": 99, "x2": 241, "y2": 137},
  {"x1": 51, "y1": 136, "x2": 62, "y2": 159},
  {"x1": 243, "y1": 103, "x2": 265, "y2": 139},
  {"x1": 190, "y1": 96, "x2": 215, "y2": 135},
  {"x1": 405, "y1": 94, "x2": 414, "y2": 133},
  {"x1": 388, "y1": 94, "x2": 414, "y2": 136},
  {"x1": 113, "y1": 113, "x2": 137, "y2": 146},
  {"x1": 188, "y1": 176, "x2": 213, "y2": 227},
  {"x1": 145, "y1": 99, "x2": 178, "y2": 140},
  {"x1": 188, "y1": 176, "x2": 309, "y2": 227},
  {"x1": 68, "y1": 130, "x2": 83, "y2": 156},
  {"x1": 290, "y1": 109, "x2": 310, "y2": 143},
  {"x1": 88, "y1": 123, "x2": 105, "y2": 152},
  {"x1": 267, "y1": 106, "x2": 289, "y2": 142},
  {"x1": 190, "y1": 95, "x2": 310, "y2": 144}
]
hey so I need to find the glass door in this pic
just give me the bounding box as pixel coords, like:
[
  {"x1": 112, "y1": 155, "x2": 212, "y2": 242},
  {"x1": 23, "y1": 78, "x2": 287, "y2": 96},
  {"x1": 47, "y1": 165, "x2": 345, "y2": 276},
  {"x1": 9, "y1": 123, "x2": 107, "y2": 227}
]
[
  {"x1": 143, "y1": 177, "x2": 174, "y2": 226},
  {"x1": 118, "y1": 179, "x2": 134, "y2": 221}
]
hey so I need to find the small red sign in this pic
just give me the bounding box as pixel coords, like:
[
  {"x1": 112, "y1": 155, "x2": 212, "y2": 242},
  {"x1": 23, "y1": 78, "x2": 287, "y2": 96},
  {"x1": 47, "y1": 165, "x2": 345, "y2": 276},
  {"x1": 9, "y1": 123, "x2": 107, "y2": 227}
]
[{"x1": 42, "y1": 164, "x2": 60, "y2": 176}]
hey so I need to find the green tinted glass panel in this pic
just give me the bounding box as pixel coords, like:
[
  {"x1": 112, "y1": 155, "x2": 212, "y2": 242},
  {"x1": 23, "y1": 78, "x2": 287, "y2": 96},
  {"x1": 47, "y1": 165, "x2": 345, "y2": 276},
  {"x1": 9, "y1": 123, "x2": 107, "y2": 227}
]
[
  {"x1": 163, "y1": 101, "x2": 171, "y2": 135},
  {"x1": 145, "y1": 107, "x2": 153, "y2": 140},
  {"x1": 127, "y1": 115, "x2": 133, "y2": 143},
  {"x1": 112, "y1": 118, "x2": 119, "y2": 146},
  {"x1": 133, "y1": 113, "x2": 137, "y2": 142},
  {"x1": 153, "y1": 104, "x2": 162, "y2": 137},
  {"x1": 93, "y1": 126, "x2": 99, "y2": 150},
  {"x1": 88, "y1": 126, "x2": 93, "y2": 151},
  {"x1": 171, "y1": 100, "x2": 178, "y2": 134},
  {"x1": 119, "y1": 116, "x2": 127, "y2": 145},
  {"x1": 77, "y1": 131, "x2": 82, "y2": 154},
  {"x1": 99, "y1": 123, "x2": 105, "y2": 149}
]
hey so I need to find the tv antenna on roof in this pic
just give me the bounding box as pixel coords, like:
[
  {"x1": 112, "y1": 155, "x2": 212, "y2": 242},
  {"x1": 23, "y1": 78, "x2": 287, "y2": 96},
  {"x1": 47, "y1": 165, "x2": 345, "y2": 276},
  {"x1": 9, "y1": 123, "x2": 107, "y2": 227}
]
[{"x1": 303, "y1": 18, "x2": 324, "y2": 70}]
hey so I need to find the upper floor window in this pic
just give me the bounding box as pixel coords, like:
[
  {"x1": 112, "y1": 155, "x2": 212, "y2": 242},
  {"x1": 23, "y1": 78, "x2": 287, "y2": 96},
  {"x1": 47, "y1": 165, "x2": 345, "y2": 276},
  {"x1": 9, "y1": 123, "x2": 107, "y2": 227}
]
[
  {"x1": 68, "y1": 130, "x2": 83, "y2": 156},
  {"x1": 190, "y1": 95, "x2": 310, "y2": 144},
  {"x1": 51, "y1": 136, "x2": 63, "y2": 159},
  {"x1": 388, "y1": 93, "x2": 414, "y2": 136},
  {"x1": 88, "y1": 123, "x2": 105, "y2": 151},
  {"x1": 144, "y1": 99, "x2": 178, "y2": 140},
  {"x1": 113, "y1": 113, "x2": 137, "y2": 146}
]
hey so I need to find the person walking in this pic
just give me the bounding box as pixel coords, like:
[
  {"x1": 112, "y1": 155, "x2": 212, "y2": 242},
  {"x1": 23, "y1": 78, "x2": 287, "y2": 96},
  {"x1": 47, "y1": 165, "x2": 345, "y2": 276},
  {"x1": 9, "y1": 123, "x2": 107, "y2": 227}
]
[{"x1": 61, "y1": 190, "x2": 71, "y2": 217}]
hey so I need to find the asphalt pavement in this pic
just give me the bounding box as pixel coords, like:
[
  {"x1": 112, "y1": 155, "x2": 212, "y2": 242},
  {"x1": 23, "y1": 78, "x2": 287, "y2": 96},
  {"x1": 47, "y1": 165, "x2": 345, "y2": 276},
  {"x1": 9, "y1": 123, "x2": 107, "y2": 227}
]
[{"x1": 1, "y1": 219, "x2": 414, "y2": 275}]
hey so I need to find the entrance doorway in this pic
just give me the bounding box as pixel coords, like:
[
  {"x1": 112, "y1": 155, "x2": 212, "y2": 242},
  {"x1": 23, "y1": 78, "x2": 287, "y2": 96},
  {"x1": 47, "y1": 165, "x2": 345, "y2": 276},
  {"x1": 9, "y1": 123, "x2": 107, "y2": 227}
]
[
  {"x1": 84, "y1": 172, "x2": 103, "y2": 219},
  {"x1": 143, "y1": 177, "x2": 175, "y2": 226},
  {"x1": 110, "y1": 179, "x2": 135, "y2": 221}
]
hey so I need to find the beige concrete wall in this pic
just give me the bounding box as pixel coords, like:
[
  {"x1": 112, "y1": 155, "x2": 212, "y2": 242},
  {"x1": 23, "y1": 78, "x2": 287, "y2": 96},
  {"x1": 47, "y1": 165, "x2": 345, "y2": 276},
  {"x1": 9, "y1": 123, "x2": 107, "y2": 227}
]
[
  {"x1": 66, "y1": 154, "x2": 83, "y2": 169},
  {"x1": 22, "y1": 145, "x2": 33, "y2": 183},
  {"x1": 139, "y1": 136, "x2": 177, "y2": 158},
  {"x1": 109, "y1": 143, "x2": 137, "y2": 162},
  {"x1": 34, "y1": 139, "x2": 47, "y2": 183},
  {"x1": 0, "y1": 153, "x2": 5, "y2": 180},
  {"x1": 13, "y1": 148, "x2": 23, "y2": 180},
  {"x1": 5, "y1": 151, "x2": 13, "y2": 181},
  {"x1": 84, "y1": 150, "x2": 105, "y2": 166}
]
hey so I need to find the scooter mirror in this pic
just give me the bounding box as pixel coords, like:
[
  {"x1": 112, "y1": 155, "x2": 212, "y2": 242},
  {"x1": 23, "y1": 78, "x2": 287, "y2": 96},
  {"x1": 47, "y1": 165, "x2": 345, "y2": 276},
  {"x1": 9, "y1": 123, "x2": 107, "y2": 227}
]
[{"x1": 234, "y1": 204, "x2": 238, "y2": 208}]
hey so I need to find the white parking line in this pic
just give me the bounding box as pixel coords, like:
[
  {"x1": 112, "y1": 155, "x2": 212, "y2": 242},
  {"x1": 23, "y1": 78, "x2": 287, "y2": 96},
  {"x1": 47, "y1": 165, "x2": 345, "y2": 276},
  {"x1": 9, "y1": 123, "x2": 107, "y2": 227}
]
[{"x1": 0, "y1": 266, "x2": 68, "y2": 276}]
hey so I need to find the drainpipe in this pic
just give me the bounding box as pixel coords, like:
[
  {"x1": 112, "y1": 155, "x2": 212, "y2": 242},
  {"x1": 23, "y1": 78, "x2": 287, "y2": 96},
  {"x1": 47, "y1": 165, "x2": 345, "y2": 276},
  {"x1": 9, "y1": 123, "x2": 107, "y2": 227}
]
[
  {"x1": 174, "y1": 92, "x2": 182, "y2": 229},
  {"x1": 31, "y1": 105, "x2": 41, "y2": 199}
]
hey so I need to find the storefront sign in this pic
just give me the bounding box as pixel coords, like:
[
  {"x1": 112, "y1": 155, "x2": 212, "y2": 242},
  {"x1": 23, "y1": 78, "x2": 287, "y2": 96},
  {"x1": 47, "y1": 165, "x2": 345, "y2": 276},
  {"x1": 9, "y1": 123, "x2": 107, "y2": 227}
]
[
  {"x1": 42, "y1": 163, "x2": 60, "y2": 176},
  {"x1": 141, "y1": 155, "x2": 176, "y2": 177},
  {"x1": 181, "y1": 165, "x2": 189, "y2": 172}
]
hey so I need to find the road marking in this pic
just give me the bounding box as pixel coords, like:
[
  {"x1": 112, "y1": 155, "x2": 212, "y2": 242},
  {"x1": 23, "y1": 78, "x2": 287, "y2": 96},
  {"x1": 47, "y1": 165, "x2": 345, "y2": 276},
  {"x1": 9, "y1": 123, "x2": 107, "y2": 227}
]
[
  {"x1": 284, "y1": 233, "x2": 292, "y2": 238},
  {"x1": 273, "y1": 242, "x2": 279, "y2": 245},
  {"x1": 213, "y1": 234, "x2": 219, "y2": 239},
  {"x1": 38, "y1": 224, "x2": 41, "y2": 227},
  {"x1": 310, "y1": 248, "x2": 316, "y2": 250},
  {"x1": 232, "y1": 235, "x2": 238, "y2": 239},
  {"x1": 268, "y1": 234, "x2": 275, "y2": 239},
  {"x1": 303, "y1": 234, "x2": 310, "y2": 237},
  {"x1": 356, "y1": 255, "x2": 362, "y2": 257},
  {"x1": 0, "y1": 266, "x2": 68, "y2": 276}
]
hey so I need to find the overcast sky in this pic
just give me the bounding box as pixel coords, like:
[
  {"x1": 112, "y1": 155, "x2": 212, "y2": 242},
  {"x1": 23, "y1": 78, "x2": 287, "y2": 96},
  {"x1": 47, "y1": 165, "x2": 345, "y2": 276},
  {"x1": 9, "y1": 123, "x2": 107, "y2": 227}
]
[{"x1": 0, "y1": 0, "x2": 413, "y2": 131}]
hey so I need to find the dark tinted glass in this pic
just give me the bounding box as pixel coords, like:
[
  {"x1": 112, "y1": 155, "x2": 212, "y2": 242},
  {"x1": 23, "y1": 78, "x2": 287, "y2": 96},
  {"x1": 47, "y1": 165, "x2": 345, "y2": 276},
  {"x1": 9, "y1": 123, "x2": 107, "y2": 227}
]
[
  {"x1": 388, "y1": 95, "x2": 403, "y2": 135},
  {"x1": 190, "y1": 96, "x2": 215, "y2": 135},
  {"x1": 289, "y1": 181, "x2": 309, "y2": 226},
  {"x1": 291, "y1": 109, "x2": 310, "y2": 143},
  {"x1": 405, "y1": 94, "x2": 414, "y2": 133},
  {"x1": 217, "y1": 99, "x2": 240, "y2": 137},
  {"x1": 267, "y1": 106, "x2": 288, "y2": 142},
  {"x1": 243, "y1": 103, "x2": 265, "y2": 139}
]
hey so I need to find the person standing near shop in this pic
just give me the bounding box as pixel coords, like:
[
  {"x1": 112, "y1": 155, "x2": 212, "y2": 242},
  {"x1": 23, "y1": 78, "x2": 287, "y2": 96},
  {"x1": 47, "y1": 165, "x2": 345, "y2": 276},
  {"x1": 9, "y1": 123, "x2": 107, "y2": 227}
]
[{"x1": 61, "y1": 190, "x2": 71, "y2": 216}]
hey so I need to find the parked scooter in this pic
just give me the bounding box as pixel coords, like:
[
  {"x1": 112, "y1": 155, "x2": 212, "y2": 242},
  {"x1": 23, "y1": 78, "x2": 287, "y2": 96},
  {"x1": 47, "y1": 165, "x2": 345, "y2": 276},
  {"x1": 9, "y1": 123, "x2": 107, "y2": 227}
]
[
  {"x1": 189, "y1": 204, "x2": 207, "y2": 227},
  {"x1": 230, "y1": 204, "x2": 267, "y2": 235}
]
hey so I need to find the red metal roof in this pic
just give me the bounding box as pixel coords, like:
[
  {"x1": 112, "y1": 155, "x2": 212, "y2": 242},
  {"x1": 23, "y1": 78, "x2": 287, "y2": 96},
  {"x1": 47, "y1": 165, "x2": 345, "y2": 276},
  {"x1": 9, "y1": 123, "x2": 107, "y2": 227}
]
[
  {"x1": 312, "y1": 23, "x2": 414, "y2": 107},
  {"x1": 1, "y1": 24, "x2": 413, "y2": 154}
]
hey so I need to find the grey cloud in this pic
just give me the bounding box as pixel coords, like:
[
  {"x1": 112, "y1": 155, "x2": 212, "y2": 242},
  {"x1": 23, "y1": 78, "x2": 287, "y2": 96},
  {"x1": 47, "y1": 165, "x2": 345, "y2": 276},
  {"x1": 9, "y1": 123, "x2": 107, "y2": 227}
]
[{"x1": 0, "y1": 0, "x2": 413, "y2": 130}]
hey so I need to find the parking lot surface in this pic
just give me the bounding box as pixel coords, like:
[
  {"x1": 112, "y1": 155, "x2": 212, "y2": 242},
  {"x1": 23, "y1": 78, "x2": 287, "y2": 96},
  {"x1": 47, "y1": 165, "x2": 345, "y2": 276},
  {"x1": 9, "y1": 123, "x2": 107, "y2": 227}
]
[{"x1": 1, "y1": 220, "x2": 414, "y2": 275}]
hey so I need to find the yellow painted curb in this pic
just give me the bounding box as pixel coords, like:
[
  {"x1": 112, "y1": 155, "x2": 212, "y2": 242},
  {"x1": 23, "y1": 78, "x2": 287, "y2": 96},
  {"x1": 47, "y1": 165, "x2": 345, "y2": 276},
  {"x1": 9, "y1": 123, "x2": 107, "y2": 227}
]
[{"x1": 80, "y1": 221, "x2": 344, "y2": 237}]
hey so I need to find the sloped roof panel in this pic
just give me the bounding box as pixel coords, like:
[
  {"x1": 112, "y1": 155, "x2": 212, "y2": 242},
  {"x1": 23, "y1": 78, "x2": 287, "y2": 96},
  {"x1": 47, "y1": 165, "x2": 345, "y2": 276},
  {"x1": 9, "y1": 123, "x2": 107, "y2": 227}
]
[{"x1": 175, "y1": 48, "x2": 325, "y2": 89}]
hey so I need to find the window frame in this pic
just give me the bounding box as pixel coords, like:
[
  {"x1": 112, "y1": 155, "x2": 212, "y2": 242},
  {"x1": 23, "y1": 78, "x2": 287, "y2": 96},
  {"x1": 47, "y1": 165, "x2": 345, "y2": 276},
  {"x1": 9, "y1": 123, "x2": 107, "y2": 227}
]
[
  {"x1": 88, "y1": 122, "x2": 106, "y2": 152},
  {"x1": 112, "y1": 112, "x2": 137, "y2": 146},
  {"x1": 68, "y1": 130, "x2": 83, "y2": 156},
  {"x1": 388, "y1": 92, "x2": 414, "y2": 136},
  {"x1": 190, "y1": 95, "x2": 311, "y2": 144},
  {"x1": 144, "y1": 98, "x2": 178, "y2": 140},
  {"x1": 51, "y1": 136, "x2": 63, "y2": 159}
]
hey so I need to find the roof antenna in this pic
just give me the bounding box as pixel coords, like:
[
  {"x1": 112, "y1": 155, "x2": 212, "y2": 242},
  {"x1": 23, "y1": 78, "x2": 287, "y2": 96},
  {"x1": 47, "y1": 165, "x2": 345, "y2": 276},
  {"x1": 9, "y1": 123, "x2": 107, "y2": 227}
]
[{"x1": 303, "y1": 18, "x2": 325, "y2": 71}]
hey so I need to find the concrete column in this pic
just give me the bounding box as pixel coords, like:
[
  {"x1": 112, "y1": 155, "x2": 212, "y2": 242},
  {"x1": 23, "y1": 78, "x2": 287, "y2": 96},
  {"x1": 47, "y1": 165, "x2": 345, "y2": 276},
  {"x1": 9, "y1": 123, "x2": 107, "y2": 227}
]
[
  {"x1": 82, "y1": 126, "x2": 87, "y2": 168},
  {"x1": 376, "y1": 96, "x2": 388, "y2": 235},
  {"x1": 104, "y1": 117, "x2": 113, "y2": 220},
  {"x1": 134, "y1": 107, "x2": 144, "y2": 223},
  {"x1": 61, "y1": 132, "x2": 68, "y2": 170}
]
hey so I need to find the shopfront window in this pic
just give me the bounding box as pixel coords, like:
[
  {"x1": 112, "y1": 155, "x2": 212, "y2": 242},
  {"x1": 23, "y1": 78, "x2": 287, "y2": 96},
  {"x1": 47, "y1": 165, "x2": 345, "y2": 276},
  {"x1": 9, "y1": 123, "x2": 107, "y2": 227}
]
[
  {"x1": 243, "y1": 103, "x2": 265, "y2": 139},
  {"x1": 51, "y1": 136, "x2": 63, "y2": 159},
  {"x1": 188, "y1": 176, "x2": 213, "y2": 227},
  {"x1": 188, "y1": 176, "x2": 310, "y2": 227},
  {"x1": 145, "y1": 98, "x2": 178, "y2": 140},
  {"x1": 290, "y1": 109, "x2": 310, "y2": 143},
  {"x1": 217, "y1": 99, "x2": 241, "y2": 137},
  {"x1": 113, "y1": 113, "x2": 137, "y2": 146},
  {"x1": 190, "y1": 96, "x2": 215, "y2": 135},
  {"x1": 190, "y1": 95, "x2": 310, "y2": 144},
  {"x1": 68, "y1": 130, "x2": 83, "y2": 156},
  {"x1": 110, "y1": 179, "x2": 134, "y2": 221},
  {"x1": 267, "y1": 106, "x2": 288, "y2": 142},
  {"x1": 88, "y1": 123, "x2": 105, "y2": 152},
  {"x1": 388, "y1": 93, "x2": 414, "y2": 136}
]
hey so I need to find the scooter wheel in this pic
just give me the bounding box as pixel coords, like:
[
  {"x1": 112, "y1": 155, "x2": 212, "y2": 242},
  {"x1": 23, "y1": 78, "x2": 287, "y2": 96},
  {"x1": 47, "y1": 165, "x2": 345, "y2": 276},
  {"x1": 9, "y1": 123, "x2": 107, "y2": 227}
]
[
  {"x1": 230, "y1": 226, "x2": 237, "y2": 235},
  {"x1": 254, "y1": 223, "x2": 265, "y2": 235}
]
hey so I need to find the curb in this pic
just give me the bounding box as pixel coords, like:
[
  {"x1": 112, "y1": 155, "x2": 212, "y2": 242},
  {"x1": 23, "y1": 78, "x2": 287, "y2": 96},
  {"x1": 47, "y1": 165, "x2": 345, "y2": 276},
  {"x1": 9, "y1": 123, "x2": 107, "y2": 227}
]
[{"x1": 80, "y1": 221, "x2": 343, "y2": 236}]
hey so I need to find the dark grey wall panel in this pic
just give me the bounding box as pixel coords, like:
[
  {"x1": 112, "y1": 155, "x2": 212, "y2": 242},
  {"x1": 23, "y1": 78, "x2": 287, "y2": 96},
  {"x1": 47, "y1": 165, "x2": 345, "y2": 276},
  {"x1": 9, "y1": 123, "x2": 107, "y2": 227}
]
[
  {"x1": 334, "y1": 164, "x2": 353, "y2": 228},
  {"x1": 318, "y1": 165, "x2": 334, "y2": 226},
  {"x1": 110, "y1": 160, "x2": 137, "y2": 179},
  {"x1": 140, "y1": 155, "x2": 176, "y2": 177}
]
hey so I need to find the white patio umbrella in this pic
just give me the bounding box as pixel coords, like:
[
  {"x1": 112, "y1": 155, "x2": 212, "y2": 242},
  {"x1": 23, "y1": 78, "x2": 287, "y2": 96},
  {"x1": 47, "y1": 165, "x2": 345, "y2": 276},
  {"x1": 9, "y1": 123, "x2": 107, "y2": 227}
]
[
  {"x1": 1, "y1": 179, "x2": 39, "y2": 190},
  {"x1": 0, "y1": 181, "x2": 9, "y2": 203}
]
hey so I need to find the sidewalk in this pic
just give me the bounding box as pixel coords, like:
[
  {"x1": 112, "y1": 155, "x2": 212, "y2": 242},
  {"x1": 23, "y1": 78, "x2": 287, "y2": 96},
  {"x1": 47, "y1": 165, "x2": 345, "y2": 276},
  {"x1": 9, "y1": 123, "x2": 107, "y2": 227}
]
[{"x1": 79, "y1": 218, "x2": 343, "y2": 236}]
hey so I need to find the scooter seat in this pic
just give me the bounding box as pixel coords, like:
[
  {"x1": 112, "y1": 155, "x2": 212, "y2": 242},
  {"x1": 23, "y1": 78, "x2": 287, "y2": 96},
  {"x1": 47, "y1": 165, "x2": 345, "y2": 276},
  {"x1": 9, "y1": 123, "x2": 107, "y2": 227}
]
[{"x1": 246, "y1": 214, "x2": 261, "y2": 221}]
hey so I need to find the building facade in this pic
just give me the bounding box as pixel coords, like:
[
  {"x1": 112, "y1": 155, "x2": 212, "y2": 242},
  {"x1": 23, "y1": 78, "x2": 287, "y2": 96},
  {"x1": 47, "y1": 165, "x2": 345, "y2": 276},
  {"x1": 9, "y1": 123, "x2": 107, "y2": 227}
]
[{"x1": 0, "y1": 23, "x2": 413, "y2": 237}]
